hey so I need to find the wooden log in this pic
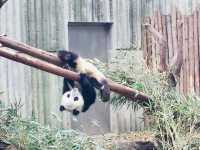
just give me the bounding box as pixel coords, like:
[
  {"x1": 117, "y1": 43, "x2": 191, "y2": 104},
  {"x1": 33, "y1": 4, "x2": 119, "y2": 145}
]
[
  {"x1": 159, "y1": 15, "x2": 168, "y2": 72},
  {"x1": 194, "y1": 10, "x2": 200, "y2": 95},
  {"x1": 0, "y1": 36, "x2": 62, "y2": 65},
  {"x1": 144, "y1": 23, "x2": 168, "y2": 72},
  {"x1": 198, "y1": 8, "x2": 200, "y2": 95},
  {"x1": 185, "y1": 17, "x2": 190, "y2": 93},
  {"x1": 177, "y1": 13, "x2": 184, "y2": 93},
  {"x1": 152, "y1": 12, "x2": 157, "y2": 69},
  {"x1": 157, "y1": 11, "x2": 162, "y2": 70},
  {"x1": 171, "y1": 8, "x2": 177, "y2": 67},
  {"x1": 189, "y1": 15, "x2": 195, "y2": 92},
  {"x1": 170, "y1": 12, "x2": 183, "y2": 78},
  {"x1": 142, "y1": 18, "x2": 148, "y2": 61},
  {"x1": 166, "y1": 15, "x2": 173, "y2": 63},
  {"x1": 182, "y1": 16, "x2": 188, "y2": 93},
  {"x1": 146, "y1": 17, "x2": 153, "y2": 68},
  {"x1": 0, "y1": 47, "x2": 151, "y2": 104},
  {"x1": 198, "y1": 9, "x2": 200, "y2": 94}
]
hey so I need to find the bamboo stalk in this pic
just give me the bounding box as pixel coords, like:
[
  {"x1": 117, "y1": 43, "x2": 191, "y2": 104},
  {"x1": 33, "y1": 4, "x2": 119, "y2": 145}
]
[{"x1": 0, "y1": 47, "x2": 151, "y2": 103}]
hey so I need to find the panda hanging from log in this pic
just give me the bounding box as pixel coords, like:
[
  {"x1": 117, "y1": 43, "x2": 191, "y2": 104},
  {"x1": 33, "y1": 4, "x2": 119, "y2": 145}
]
[{"x1": 58, "y1": 50, "x2": 110, "y2": 115}]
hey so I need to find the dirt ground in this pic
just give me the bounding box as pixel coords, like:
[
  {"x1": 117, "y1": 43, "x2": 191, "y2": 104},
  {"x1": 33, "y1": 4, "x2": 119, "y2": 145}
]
[{"x1": 93, "y1": 131, "x2": 157, "y2": 150}]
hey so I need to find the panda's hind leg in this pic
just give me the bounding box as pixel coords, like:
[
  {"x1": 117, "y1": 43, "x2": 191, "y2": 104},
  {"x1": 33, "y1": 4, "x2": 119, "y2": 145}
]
[
  {"x1": 63, "y1": 78, "x2": 75, "y2": 94},
  {"x1": 79, "y1": 74, "x2": 96, "y2": 112},
  {"x1": 90, "y1": 77, "x2": 110, "y2": 102}
]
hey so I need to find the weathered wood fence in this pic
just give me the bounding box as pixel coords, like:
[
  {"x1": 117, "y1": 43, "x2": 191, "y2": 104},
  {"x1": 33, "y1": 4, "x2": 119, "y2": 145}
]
[{"x1": 142, "y1": 8, "x2": 200, "y2": 95}]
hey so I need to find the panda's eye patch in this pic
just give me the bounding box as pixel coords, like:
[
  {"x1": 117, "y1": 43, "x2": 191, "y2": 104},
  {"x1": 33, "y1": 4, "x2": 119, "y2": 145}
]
[
  {"x1": 67, "y1": 94, "x2": 70, "y2": 98},
  {"x1": 74, "y1": 97, "x2": 79, "y2": 101}
]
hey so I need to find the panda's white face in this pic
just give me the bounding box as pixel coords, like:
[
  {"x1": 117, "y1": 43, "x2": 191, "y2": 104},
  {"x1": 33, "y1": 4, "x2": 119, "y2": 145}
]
[{"x1": 60, "y1": 88, "x2": 84, "y2": 114}]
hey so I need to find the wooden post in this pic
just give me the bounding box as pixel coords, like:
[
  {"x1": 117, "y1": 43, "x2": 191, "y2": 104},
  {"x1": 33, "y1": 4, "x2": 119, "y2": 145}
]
[
  {"x1": 189, "y1": 15, "x2": 195, "y2": 92},
  {"x1": 194, "y1": 11, "x2": 200, "y2": 95},
  {"x1": 144, "y1": 23, "x2": 168, "y2": 72}
]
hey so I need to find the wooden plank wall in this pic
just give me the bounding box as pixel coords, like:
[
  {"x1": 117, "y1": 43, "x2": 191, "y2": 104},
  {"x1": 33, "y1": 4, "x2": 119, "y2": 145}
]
[{"x1": 142, "y1": 6, "x2": 200, "y2": 95}]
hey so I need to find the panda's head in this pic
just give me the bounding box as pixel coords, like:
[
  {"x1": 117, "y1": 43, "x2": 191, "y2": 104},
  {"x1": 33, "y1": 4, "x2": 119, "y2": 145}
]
[
  {"x1": 59, "y1": 88, "x2": 84, "y2": 116},
  {"x1": 58, "y1": 50, "x2": 78, "y2": 69}
]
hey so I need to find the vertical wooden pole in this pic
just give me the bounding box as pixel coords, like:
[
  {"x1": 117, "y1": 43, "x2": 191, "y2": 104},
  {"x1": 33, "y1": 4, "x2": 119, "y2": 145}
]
[
  {"x1": 166, "y1": 15, "x2": 173, "y2": 64},
  {"x1": 189, "y1": 15, "x2": 195, "y2": 92},
  {"x1": 160, "y1": 15, "x2": 168, "y2": 72},
  {"x1": 151, "y1": 13, "x2": 156, "y2": 69},
  {"x1": 147, "y1": 17, "x2": 153, "y2": 68},
  {"x1": 177, "y1": 12, "x2": 184, "y2": 93},
  {"x1": 154, "y1": 11, "x2": 158, "y2": 69},
  {"x1": 171, "y1": 7, "x2": 177, "y2": 61},
  {"x1": 186, "y1": 17, "x2": 190, "y2": 93},
  {"x1": 143, "y1": 18, "x2": 148, "y2": 62},
  {"x1": 198, "y1": 8, "x2": 200, "y2": 94},
  {"x1": 193, "y1": 10, "x2": 200, "y2": 95},
  {"x1": 182, "y1": 16, "x2": 188, "y2": 93}
]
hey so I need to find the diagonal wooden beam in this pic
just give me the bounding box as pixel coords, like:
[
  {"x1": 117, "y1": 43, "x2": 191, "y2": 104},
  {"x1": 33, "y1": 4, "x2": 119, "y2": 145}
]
[
  {"x1": 0, "y1": 36, "x2": 61, "y2": 65},
  {"x1": 0, "y1": 47, "x2": 151, "y2": 104}
]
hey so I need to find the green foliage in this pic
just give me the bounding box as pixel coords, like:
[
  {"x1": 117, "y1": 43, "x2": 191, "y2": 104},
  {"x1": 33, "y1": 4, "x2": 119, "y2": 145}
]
[
  {"x1": 0, "y1": 103, "x2": 103, "y2": 150},
  {"x1": 91, "y1": 51, "x2": 200, "y2": 149}
]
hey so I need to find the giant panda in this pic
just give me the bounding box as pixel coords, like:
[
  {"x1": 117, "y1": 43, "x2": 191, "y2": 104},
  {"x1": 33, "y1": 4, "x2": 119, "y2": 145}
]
[
  {"x1": 59, "y1": 73, "x2": 96, "y2": 115},
  {"x1": 58, "y1": 50, "x2": 110, "y2": 102}
]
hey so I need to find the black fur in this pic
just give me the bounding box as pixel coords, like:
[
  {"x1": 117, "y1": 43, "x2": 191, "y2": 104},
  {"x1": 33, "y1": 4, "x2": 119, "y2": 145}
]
[
  {"x1": 79, "y1": 74, "x2": 96, "y2": 112},
  {"x1": 63, "y1": 78, "x2": 74, "y2": 94},
  {"x1": 58, "y1": 50, "x2": 78, "y2": 69},
  {"x1": 58, "y1": 50, "x2": 110, "y2": 103},
  {"x1": 89, "y1": 77, "x2": 110, "y2": 102}
]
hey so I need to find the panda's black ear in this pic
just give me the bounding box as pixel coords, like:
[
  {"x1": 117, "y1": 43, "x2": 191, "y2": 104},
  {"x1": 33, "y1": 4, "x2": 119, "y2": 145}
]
[{"x1": 57, "y1": 50, "x2": 71, "y2": 62}]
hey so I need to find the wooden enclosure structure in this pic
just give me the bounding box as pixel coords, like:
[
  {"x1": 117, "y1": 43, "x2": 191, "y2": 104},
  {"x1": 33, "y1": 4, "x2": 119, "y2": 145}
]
[
  {"x1": 142, "y1": 5, "x2": 200, "y2": 95},
  {"x1": 0, "y1": 0, "x2": 199, "y2": 134}
]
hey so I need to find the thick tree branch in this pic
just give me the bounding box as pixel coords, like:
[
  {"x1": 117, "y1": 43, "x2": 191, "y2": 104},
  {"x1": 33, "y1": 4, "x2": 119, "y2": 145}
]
[
  {"x1": 0, "y1": 0, "x2": 8, "y2": 8},
  {"x1": 0, "y1": 46, "x2": 151, "y2": 104}
]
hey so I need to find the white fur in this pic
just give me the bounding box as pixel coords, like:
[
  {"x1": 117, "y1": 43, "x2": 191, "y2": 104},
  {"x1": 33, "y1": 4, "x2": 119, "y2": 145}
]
[
  {"x1": 75, "y1": 57, "x2": 105, "y2": 82},
  {"x1": 60, "y1": 88, "x2": 84, "y2": 112}
]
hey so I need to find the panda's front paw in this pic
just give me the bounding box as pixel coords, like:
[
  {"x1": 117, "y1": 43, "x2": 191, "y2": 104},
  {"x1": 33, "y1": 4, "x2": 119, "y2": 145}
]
[
  {"x1": 72, "y1": 109, "x2": 80, "y2": 116},
  {"x1": 100, "y1": 82, "x2": 110, "y2": 102}
]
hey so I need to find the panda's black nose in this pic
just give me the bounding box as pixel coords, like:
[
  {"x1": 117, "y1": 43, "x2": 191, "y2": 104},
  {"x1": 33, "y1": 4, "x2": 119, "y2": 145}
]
[{"x1": 59, "y1": 105, "x2": 65, "y2": 112}]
